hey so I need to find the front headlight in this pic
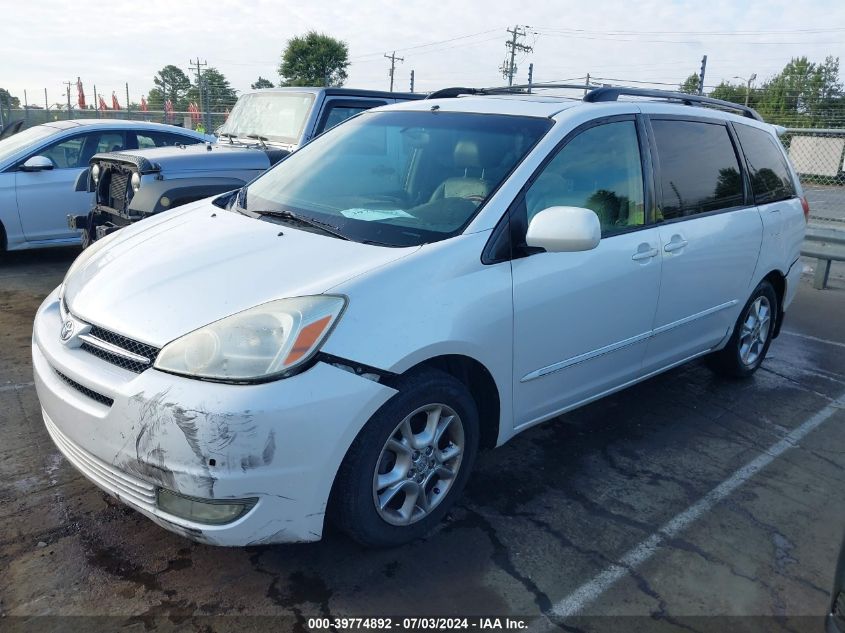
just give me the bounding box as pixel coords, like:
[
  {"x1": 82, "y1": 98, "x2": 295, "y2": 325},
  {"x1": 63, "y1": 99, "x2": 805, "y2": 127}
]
[
  {"x1": 131, "y1": 172, "x2": 141, "y2": 192},
  {"x1": 91, "y1": 164, "x2": 100, "y2": 183},
  {"x1": 154, "y1": 295, "x2": 346, "y2": 381}
]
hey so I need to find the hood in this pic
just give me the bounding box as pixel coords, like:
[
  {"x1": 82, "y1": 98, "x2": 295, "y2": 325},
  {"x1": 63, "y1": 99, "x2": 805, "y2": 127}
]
[
  {"x1": 99, "y1": 143, "x2": 275, "y2": 173},
  {"x1": 63, "y1": 204, "x2": 419, "y2": 346}
]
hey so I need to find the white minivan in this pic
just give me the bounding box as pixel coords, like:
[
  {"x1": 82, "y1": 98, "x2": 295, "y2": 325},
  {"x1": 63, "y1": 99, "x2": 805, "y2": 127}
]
[{"x1": 32, "y1": 87, "x2": 807, "y2": 547}]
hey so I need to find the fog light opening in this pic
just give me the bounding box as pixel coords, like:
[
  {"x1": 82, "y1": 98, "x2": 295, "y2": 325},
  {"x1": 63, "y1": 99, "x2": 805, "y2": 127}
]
[{"x1": 156, "y1": 488, "x2": 257, "y2": 525}]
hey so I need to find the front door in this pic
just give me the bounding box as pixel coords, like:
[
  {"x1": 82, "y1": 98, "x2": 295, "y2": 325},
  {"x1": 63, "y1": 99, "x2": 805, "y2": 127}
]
[
  {"x1": 15, "y1": 131, "x2": 127, "y2": 243},
  {"x1": 511, "y1": 117, "x2": 662, "y2": 427}
]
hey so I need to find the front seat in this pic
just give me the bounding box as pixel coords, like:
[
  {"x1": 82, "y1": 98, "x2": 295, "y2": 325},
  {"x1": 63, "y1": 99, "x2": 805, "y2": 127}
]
[{"x1": 429, "y1": 140, "x2": 491, "y2": 203}]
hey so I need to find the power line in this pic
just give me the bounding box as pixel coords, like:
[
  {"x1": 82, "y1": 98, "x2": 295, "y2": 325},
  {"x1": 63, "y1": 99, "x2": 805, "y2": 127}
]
[
  {"x1": 537, "y1": 26, "x2": 845, "y2": 36},
  {"x1": 533, "y1": 29, "x2": 845, "y2": 45},
  {"x1": 351, "y1": 28, "x2": 502, "y2": 60}
]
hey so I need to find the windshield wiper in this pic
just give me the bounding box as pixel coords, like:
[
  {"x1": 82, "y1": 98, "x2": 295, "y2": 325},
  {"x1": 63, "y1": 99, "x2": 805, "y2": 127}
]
[
  {"x1": 255, "y1": 209, "x2": 349, "y2": 241},
  {"x1": 218, "y1": 132, "x2": 237, "y2": 144},
  {"x1": 246, "y1": 134, "x2": 268, "y2": 148}
]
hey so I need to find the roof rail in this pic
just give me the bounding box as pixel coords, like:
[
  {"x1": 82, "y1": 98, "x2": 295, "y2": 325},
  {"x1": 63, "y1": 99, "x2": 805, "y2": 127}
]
[
  {"x1": 425, "y1": 83, "x2": 593, "y2": 100},
  {"x1": 425, "y1": 87, "x2": 483, "y2": 99},
  {"x1": 584, "y1": 87, "x2": 764, "y2": 121}
]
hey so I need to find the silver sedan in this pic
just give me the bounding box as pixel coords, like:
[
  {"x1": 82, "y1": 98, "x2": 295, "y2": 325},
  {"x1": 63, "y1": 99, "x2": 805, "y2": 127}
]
[{"x1": 0, "y1": 119, "x2": 209, "y2": 251}]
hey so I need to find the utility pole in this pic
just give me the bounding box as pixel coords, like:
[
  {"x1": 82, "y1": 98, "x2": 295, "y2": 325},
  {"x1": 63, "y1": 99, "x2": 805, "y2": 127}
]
[
  {"x1": 500, "y1": 25, "x2": 533, "y2": 86},
  {"x1": 93, "y1": 85, "x2": 98, "y2": 117},
  {"x1": 63, "y1": 80, "x2": 72, "y2": 119},
  {"x1": 44, "y1": 88, "x2": 48, "y2": 112},
  {"x1": 410, "y1": 70, "x2": 415, "y2": 93},
  {"x1": 527, "y1": 63, "x2": 533, "y2": 93},
  {"x1": 190, "y1": 57, "x2": 208, "y2": 126},
  {"x1": 697, "y1": 54, "x2": 707, "y2": 95},
  {"x1": 126, "y1": 82, "x2": 130, "y2": 117},
  {"x1": 384, "y1": 51, "x2": 404, "y2": 92},
  {"x1": 584, "y1": 73, "x2": 591, "y2": 97}
]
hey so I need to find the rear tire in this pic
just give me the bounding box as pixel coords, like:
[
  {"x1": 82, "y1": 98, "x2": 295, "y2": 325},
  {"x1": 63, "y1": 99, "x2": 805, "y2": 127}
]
[
  {"x1": 331, "y1": 367, "x2": 479, "y2": 548},
  {"x1": 708, "y1": 280, "x2": 778, "y2": 379}
]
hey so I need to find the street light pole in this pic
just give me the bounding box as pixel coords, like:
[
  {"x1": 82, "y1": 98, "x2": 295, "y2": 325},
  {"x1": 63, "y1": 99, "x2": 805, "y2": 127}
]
[{"x1": 734, "y1": 73, "x2": 757, "y2": 107}]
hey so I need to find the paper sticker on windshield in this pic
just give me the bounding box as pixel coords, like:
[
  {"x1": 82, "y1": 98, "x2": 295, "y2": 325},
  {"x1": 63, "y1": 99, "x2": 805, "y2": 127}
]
[{"x1": 341, "y1": 209, "x2": 414, "y2": 222}]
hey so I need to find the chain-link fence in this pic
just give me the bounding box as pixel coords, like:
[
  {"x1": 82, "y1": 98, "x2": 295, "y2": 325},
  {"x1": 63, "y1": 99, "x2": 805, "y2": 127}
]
[
  {"x1": 780, "y1": 128, "x2": 845, "y2": 226},
  {"x1": 1, "y1": 107, "x2": 228, "y2": 134}
]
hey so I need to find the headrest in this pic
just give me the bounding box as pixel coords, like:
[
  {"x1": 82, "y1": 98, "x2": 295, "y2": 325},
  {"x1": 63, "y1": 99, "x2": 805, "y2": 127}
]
[{"x1": 454, "y1": 140, "x2": 481, "y2": 169}]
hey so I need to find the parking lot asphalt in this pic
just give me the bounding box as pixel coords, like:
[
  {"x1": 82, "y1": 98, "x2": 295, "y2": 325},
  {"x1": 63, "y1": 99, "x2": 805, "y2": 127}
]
[{"x1": 1, "y1": 246, "x2": 844, "y2": 633}]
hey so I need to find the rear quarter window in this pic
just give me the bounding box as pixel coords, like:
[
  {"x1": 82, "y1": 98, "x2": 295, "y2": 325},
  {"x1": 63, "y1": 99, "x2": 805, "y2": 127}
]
[{"x1": 733, "y1": 124, "x2": 796, "y2": 205}]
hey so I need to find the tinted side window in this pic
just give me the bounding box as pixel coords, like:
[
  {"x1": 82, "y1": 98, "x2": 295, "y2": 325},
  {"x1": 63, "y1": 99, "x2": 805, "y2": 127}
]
[
  {"x1": 525, "y1": 120, "x2": 645, "y2": 236},
  {"x1": 317, "y1": 101, "x2": 384, "y2": 134},
  {"x1": 39, "y1": 135, "x2": 86, "y2": 169},
  {"x1": 651, "y1": 120, "x2": 743, "y2": 220},
  {"x1": 94, "y1": 132, "x2": 126, "y2": 153},
  {"x1": 734, "y1": 124, "x2": 796, "y2": 204},
  {"x1": 136, "y1": 131, "x2": 201, "y2": 149}
]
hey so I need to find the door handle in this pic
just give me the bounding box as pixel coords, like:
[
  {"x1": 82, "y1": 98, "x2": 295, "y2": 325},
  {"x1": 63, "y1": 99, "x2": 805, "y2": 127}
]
[
  {"x1": 664, "y1": 238, "x2": 688, "y2": 253},
  {"x1": 632, "y1": 247, "x2": 659, "y2": 261}
]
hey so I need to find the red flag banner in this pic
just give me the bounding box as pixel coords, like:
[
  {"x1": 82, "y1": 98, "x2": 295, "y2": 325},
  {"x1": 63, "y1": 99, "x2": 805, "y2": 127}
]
[
  {"x1": 98, "y1": 95, "x2": 109, "y2": 110},
  {"x1": 140, "y1": 96, "x2": 148, "y2": 112},
  {"x1": 112, "y1": 92, "x2": 121, "y2": 110},
  {"x1": 76, "y1": 78, "x2": 86, "y2": 109},
  {"x1": 189, "y1": 102, "x2": 202, "y2": 124}
]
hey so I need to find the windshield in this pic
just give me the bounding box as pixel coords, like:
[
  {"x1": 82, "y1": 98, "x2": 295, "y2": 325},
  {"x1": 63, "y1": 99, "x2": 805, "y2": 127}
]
[
  {"x1": 0, "y1": 124, "x2": 59, "y2": 165},
  {"x1": 241, "y1": 110, "x2": 552, "y2": 246},
  {"x1": 217, "y1": 92, "x2": 315, "y2": 144}
]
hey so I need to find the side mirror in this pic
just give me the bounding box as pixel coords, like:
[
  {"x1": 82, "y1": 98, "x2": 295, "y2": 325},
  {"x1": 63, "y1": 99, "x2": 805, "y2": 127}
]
[
  {"x1": 526, "y1": 206, "x2": 601, "y2": 253},
  {"x1": 20, "y1": 156, "x2": 54, "y2": 172}
]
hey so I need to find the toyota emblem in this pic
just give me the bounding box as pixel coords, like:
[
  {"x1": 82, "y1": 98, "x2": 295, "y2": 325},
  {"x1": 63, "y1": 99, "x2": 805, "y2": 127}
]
[{"x1": 60, "y1": 320, "x2": 75, "y2": 342}]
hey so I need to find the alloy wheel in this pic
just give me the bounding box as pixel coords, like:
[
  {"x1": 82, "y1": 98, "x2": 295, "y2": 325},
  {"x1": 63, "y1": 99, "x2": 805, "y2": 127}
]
[
  {"x1": 739, "y1": 295, "x2": 771, "y2": 367},
  {"x1": 372, "y1": 404, "x2": 465, "y2": 526}
]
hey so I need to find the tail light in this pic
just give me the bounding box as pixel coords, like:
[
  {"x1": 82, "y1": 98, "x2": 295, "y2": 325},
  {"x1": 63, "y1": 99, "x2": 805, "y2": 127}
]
[{"x1": 801, "y1": 196, "x2": 810, "y2": 223}]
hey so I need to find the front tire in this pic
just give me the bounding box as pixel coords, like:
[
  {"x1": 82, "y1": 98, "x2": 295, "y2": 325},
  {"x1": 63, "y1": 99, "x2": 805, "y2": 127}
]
[
  {"x1": 708, "y1": 280, "x2": 777, "y2": 378},
  {"x1": 332, "y1": 368, "x2": 479, "y2": 548}
]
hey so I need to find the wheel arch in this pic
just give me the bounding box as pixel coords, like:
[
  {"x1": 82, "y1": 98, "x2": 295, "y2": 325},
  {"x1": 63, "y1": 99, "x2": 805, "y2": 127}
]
[
  {"x1": 761, "y1": 269, "x2": 786, "y2": 339},
  {"x1": 0, "y1": 219, "x2": 6, "y2": 251},
  {"x1": 395, "y1": 354, "x2": 501, "y2": 450}
]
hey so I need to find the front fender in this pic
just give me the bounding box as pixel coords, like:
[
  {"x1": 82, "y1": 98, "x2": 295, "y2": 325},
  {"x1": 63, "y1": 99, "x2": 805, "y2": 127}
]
[{"x1": 128, "y1": 178, "x2": 246, "y2": 215}]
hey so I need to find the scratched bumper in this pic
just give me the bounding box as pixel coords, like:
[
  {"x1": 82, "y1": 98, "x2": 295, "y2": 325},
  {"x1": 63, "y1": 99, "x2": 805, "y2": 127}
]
[{"x1": 32, "y1": 287, "x2": 397, "y2": 545}]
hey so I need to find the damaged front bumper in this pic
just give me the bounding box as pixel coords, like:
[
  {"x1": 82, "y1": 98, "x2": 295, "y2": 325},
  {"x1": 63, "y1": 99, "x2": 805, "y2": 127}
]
[{"x1": 32, "y1": 287, "x2": 397, "y2": 545}]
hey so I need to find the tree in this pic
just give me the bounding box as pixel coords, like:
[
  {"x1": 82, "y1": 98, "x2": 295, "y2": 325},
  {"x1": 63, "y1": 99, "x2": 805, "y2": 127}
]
[
  {"x1": 251, "y1": 76, "x2": 275, "y2": 89},
  {"x1": 278, "y1": 31, "x2": 350, "y2": 87},
  {"x1": 755, "y1": 56, "x2": 843, "y2": 126},
  {"x1": 148, "y1": 65, "x2": 192, "y2": 110},
  {"x1": 0, "y1": 88, "x2": 20, "y2": 109},
  {"x1": 679, "y1": 73, "x2": 700, "y2": 94},
  {"x1": 709, "y1": 81, "x2": 751, "y2": 106},
  {"x1": 187, "y1": 67, "x2": 238, "y2": 112}
]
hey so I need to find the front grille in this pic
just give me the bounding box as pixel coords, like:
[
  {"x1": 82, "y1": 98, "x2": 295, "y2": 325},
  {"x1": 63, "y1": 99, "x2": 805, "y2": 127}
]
[
  {"x1": 80, "y1": 325, "x2": 160, "y2": 374},
  {"x1": 54, "y1": 369, "x2": 114, "y2": 407},
  {"x1": 108, "y1": 171, "x2": 129, "y2": 213}
]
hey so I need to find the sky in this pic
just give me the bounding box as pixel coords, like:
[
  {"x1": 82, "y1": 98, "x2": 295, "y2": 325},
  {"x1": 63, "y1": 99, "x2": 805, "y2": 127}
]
[{"x1": 1, "y1": 0, "x2": 844, "y2": 107}]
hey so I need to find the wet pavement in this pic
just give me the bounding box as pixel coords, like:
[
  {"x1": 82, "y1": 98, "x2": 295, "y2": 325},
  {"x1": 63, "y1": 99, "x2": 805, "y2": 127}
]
[{"x1": 1, "y1": 246, "x2": 844, "y2": 633}]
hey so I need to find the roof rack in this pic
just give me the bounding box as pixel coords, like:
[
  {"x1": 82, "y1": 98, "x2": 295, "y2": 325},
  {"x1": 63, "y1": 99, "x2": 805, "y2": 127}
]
[
  {"x1": 583, "y1": 87, "x2": 764, "y2": 121},
  {"x1": 425, "y1": 83, "x2": 592, "y2": 100},
  {"x1": 425, "y1": 83, "x2": 765, "y2": 122}
]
